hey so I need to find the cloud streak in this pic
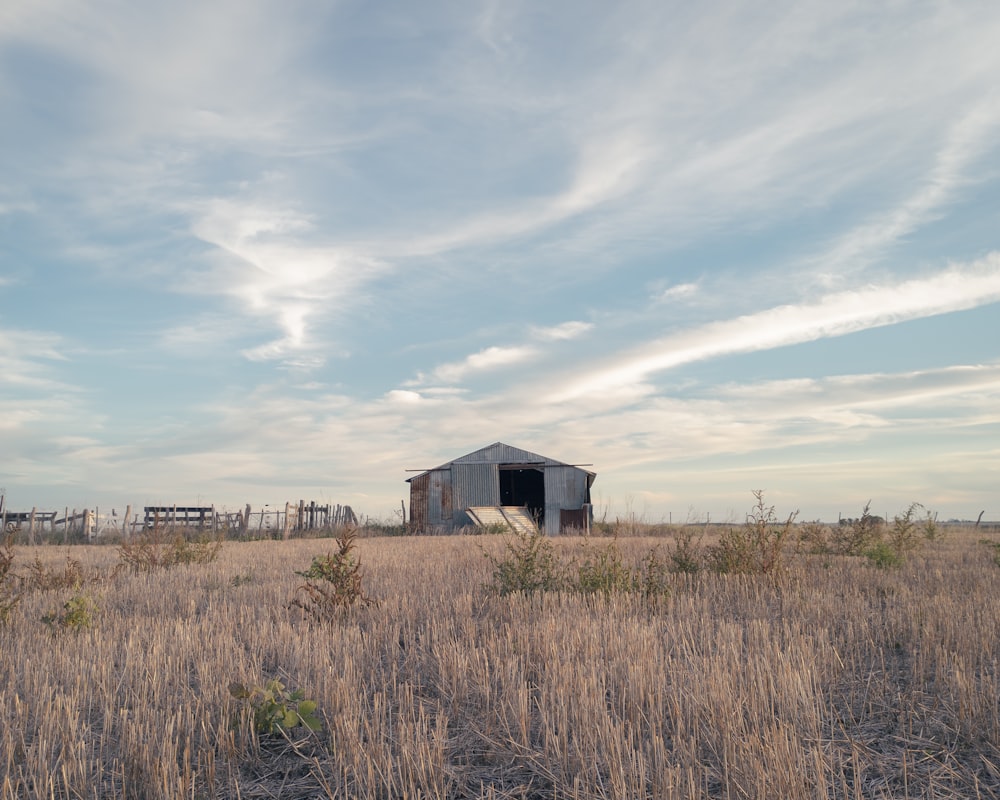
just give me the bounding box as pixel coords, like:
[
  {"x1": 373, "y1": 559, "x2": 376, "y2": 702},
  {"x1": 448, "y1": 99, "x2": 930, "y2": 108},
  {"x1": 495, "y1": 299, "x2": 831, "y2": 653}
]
[
  {"x1": 425, "y1": 345, "x2": 538, "y2": 384},
  {"x1": 553, "y1": 256, "x2": 1000, "y2": 401}
]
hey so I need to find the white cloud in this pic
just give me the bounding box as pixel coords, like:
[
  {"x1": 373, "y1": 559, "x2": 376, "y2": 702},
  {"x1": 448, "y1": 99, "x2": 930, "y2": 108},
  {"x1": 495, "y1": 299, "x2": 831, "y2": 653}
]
[
  {"x1": 385, "y1": 389, "x2": 423, "y2": 404},
  {"x1": 180, "y1": 197, "x2": 387, "y2": 366},
  {"x1": 552, "y1": 255, "x2": 1000, "y2": 401},
  {"x1": 530, "y1": 321, "x2": 593, "y2": 341},
  {"x1": 813, "y1": 99, "x2": 1000, "y2": 281},
  {"x1": 0, "y1": 328, "x2": 74, "y2": 393},
  {"x1": 430, "y1": 345, "x2": 538, "y2": 384},
  {"x1": 655, "y1": 283, "x2": 699, "y2": 302}
]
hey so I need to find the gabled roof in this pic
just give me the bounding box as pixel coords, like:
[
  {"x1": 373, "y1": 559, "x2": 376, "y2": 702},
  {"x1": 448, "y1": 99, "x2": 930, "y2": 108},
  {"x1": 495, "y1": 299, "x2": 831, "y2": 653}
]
[{"x1": 407, "y1": 441, "x2": 594, "y2": 481}]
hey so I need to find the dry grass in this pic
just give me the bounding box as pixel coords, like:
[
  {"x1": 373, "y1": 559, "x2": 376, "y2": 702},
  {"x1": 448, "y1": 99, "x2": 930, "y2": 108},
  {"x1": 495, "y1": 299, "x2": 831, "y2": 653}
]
[{"x1": 1, "y1": 530, "x2": 999, "y2": 798}]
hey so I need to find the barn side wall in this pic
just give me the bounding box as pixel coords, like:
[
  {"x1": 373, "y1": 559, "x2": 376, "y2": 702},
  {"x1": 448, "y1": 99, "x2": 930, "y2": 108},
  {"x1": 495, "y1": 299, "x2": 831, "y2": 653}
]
[
  {"x1": 543, "y1": 466, "x2": 591, "y2": 535},
  {"x1": 409, "y1": 469, "x2": 454, "y2": 531}
]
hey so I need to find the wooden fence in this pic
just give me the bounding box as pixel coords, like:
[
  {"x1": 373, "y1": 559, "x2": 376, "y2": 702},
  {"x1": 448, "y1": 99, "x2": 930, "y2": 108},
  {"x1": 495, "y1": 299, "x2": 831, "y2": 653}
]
[{"x1": 0, "y1": 496, "x2": 358, "y2": 542}]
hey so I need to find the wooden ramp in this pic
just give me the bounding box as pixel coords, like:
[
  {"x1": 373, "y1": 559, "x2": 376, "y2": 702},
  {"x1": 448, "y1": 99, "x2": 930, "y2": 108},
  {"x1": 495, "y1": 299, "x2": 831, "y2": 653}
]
[{"x1": 467, "y1": 506, "x2": 539, "y2": 536}]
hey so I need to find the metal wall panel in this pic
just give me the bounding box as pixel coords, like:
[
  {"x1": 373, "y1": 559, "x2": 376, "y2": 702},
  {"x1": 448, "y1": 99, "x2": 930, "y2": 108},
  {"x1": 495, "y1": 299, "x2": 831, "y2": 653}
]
[
  {"x1": 451, "y1": 463, "x2": 500, "y2": 523},
  {"x1": 409, "y1": 473, "x2": 429, "y2": 530},
  {"x1": 544, "y1": 466, "x2": 590, "y2": 534},
  {"x1": 419, "y1": 469, "x2": 452, "y2": 525}
]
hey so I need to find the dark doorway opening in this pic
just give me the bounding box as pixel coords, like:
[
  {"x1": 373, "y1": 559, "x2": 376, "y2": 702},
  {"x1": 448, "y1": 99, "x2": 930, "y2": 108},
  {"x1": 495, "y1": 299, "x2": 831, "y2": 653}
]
[{"x1": 499, "y1": 467, "x2": 545, "y2": 526}]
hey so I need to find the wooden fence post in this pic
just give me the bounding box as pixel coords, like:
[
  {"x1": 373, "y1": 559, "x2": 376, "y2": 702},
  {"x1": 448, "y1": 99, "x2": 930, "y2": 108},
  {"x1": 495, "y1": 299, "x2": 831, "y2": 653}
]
[
  {"x1": 243, "y1": 504, "x2": 251, "y2": 537},
  {"x1": 283, "y1": 502, "x2": 293, "y2": 540},
  {"x1": 29, "y1": 507, "x2": 37, "y2": 545}
]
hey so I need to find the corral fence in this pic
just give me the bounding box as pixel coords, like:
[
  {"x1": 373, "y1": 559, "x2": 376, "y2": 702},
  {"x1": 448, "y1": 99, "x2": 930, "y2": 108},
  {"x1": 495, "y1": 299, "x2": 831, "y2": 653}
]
[{"x1": 0, "y1": 496, "x2": 358, "y2": 543}]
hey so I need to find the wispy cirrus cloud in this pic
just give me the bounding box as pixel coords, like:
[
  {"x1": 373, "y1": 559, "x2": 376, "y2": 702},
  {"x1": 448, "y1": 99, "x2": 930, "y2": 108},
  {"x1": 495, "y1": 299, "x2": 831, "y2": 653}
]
[
  {"x1": 179, "y1": 197, "x2": 386, "y2": 366},
  {"x1": 552, "y1": 255, "x2": 1000, "y2": 401},
  {"x1": 0, "y1": 328, "x2": 70, "y2": 391},
  {"x1": 422, "y1": 345, "x2": 538, "y2": 385},
  {"x1": 530, "y1": 321, "x2": 593, "y2": 341},
  {"x1": 812, "y1": 99, "x2": 1000, "y2": 283}
]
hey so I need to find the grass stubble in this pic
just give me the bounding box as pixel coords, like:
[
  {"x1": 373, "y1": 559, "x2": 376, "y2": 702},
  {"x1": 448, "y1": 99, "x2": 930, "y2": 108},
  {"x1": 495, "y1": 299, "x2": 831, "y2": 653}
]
[{"x1": 1, "y1": 528, "x2": 999, "y2": 799}]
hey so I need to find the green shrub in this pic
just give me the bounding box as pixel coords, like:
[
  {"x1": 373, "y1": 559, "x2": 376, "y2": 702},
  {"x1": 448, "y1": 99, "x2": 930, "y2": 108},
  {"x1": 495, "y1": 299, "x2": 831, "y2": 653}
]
[
  {"x1": 887, "y1": 503, "x2": 925, "y2": 559},
  {"x1": 795, "y1": 522, "x2": 831, "y2": 555},
  {"x1": 831, "y1": 502, "x2": 883, "y2": 556},
  {"x1": 921, "y1": 508, "x2": 943, "y2": 542},
  {"x1": 230, "y1": 571, "x2": 255, "y2": 587},
  {"x1": 230, "y1": 678, "x2": 322, "y2": 736},
  {"x1": 864, "y1": 541, "x2": 904, "y2": 569},
  {"x1": 42, "y1": 591, "x2": 96, "y2": 631},
  {"x1": 575, "y1": 537, "x2": 635, "y2": 595},
  {"x1": 483, "y1": 530, "x2": 566, "y2": 596},
  {"x1": 636, "y1": 547, "x2": 672, "y2": 599},
  {"x1": 707, "y1": 491, "x2": 795, "y2": 575},
  {"x1": 668, "y1": 528, "x2": 704, "y2": 574},
  {"x1": 573, "y1": 539, "x2": 671, "y2": 599},
  {"x1": 979, "y1": 539, "x2": 1000, "y2": 567},
  {"x1": 290, "y1": 526, "x2": 376, "y2": 621}
]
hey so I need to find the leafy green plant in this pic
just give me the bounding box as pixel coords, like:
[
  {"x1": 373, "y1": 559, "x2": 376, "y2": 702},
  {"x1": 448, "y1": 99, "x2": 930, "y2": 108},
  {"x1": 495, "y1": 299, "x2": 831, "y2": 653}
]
[
  {"x1": 921, "y1": 508, "x2": 943, "y2": 542},
  {"x1": 482, "y1": 530, "x2": 566, "y2": 596},
  {"x1": 636, "y1": 547, "x2": 671, "y2": 599},
  {"x1": 229, "y1": 678, "x2": 322, "y2": 736},
  {"x1": 42, "y1": 591, "x2": 96, "y2": 631},
  {"x1": 795, "y1": 521, "x2": 831, "y2": 556},
  {"x1": 291, "y1": 526, "x2": 376, "y2": 621},
  {"x1": 668, "y1": 528, "x2": 704, "y2": 574},
  {"x1": 864, "y1": 540, "x2": 904, "y2": 569},
  {"x1": 707, "y1": 491, "x2": 795, "y2": 575},
  {"x1": 887, "y1": 503, "x2": 925, "y2": 559},
  {"x1": 0, "y1": 535, "x2": 19, "y2": 625},
  {"x1": 575, "y1": 537, "x2": 635, "y2": 595},
  {"x1": 831, "y1": 502, "x2": 883, "y2": 556},
  {"x1": 979, "y1": 539, "x2": 1000, "y2": 567},
  {"x1": 170, "y1": 535, "x2": 224, "y2": 565}
]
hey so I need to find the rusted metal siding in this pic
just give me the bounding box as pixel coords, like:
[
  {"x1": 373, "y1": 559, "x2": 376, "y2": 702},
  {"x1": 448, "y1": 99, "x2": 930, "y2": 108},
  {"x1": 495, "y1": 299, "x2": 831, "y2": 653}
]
[
  {"x1": 451, "y1": 463, "x2": 500, "y2": 526},
  {"x1": 425, "y1": 469, "x2": 454, "y2": 525},
  {"x1": 543, "y1": 466, "x2": 590, "y2": 535},
  {"x1": 408, "y1": 442, "x2": 596, "y2": 534},
  {"x1": 409, "y1": 469, "x2": 452, "y2": 531},
  {"x1": 409, "y1": 473, "x2": 429, "y2": 531}
]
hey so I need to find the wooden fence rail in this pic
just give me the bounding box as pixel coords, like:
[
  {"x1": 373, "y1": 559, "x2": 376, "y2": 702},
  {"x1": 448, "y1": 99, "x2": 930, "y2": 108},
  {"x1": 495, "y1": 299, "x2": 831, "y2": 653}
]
[{"x1": 0, "y1": 496, "x2": 358, "y2": 542}]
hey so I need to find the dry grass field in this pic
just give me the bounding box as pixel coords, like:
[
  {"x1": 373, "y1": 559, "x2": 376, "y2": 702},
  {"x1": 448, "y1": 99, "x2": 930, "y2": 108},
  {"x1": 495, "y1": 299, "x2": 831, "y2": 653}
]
[{"x1": 1, "y1": 525, "x2": 999, "y2": 799}]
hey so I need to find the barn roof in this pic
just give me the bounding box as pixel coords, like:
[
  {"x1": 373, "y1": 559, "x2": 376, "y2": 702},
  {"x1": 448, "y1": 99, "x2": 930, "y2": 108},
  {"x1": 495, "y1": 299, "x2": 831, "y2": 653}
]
[{"x1": 406, "y1": 441, "x2": 595, "y2": 482}]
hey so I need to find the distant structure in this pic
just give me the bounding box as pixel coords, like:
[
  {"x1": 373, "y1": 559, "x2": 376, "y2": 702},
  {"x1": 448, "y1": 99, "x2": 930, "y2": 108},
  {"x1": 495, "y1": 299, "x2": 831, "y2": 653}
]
[{"x1": 406, "y1": 442, "x2": 595, "y2": 535}]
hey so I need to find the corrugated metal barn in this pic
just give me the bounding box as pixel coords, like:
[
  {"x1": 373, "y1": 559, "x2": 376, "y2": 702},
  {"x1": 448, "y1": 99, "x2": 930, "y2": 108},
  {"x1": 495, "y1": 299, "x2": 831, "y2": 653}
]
[{"x1": 406, "y1": 442, "x2": 595, "y2": 535}]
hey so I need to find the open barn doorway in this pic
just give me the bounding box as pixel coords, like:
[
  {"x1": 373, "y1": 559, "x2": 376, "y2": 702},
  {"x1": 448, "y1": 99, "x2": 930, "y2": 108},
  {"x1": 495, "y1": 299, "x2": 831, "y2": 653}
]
[{"x1": 499, "y1": 466, "x2": 545, "y2": 527}]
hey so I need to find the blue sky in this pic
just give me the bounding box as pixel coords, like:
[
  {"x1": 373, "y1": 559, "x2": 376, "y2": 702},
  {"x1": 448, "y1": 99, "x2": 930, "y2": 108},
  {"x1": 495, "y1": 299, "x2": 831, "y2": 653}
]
[{"x1": 2, "y1": 1, "x2": 999, "y2": 524}]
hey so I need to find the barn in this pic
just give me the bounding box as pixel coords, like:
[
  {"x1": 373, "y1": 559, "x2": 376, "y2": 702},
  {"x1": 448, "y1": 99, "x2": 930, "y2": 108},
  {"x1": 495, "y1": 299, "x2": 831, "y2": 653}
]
[{"x1": 406, "y1": 442, "x2": 596, "y2": 535}]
